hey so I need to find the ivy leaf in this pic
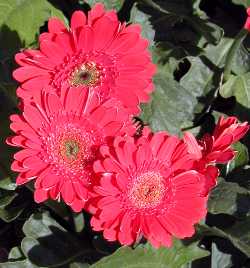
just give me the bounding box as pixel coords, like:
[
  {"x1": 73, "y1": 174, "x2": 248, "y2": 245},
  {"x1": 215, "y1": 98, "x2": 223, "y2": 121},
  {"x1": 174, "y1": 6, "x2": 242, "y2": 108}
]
[
  {"x1": 0, "y1": 0, "x2": 66, "y2": 47},
  {"x1": 84, "y1": 0, "x2": 124, "y2": 11},
  {"x1": 141, "y1": 65, "x2": 197, "y2": 135},
  {"x1": 208, "y1": 178, "x2": 250, "y2": 218},
  {"x1": 90, "y1": 240, "x2": 209, "y2": 268}
]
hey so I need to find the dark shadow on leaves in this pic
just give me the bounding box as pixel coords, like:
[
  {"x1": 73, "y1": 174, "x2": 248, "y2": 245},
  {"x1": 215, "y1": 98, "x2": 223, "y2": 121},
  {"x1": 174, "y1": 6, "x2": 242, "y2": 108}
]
[
  {"x1": 26, "y1": 225, "x2": 95, "y2": 267},
  {"x1": 0, "y1": 25, "x2": 22, "y2": 91},
  {"x1": 235, "y1": 193, "x2": 250, "y2": 219}
]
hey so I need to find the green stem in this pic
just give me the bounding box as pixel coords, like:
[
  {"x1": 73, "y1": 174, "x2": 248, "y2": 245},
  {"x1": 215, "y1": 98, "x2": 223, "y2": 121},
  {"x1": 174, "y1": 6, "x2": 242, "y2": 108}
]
[{"x1": 224, "y1": 28, "x2": 248, "y2": 82}]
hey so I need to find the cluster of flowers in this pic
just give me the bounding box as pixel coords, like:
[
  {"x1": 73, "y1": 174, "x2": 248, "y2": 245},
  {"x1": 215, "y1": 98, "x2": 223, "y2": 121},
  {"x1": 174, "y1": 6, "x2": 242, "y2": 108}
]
[{"x1": 8, "y1": 3, "x2": 249, "y2": 248}]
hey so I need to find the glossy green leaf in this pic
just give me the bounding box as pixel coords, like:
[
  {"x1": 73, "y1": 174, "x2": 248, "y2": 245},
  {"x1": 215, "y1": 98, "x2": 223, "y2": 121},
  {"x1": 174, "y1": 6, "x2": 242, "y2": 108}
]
[{"x1": 90, "y1": 240, "x2": 209, "y2": 268}]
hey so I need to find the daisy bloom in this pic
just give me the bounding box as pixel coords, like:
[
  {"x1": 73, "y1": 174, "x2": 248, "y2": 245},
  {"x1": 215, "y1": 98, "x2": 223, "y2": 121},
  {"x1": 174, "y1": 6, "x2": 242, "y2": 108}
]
[
  {"x1": 90, "y1": 132, "x2": 207, "y2": 248},
  {"x1": 7, "y1": 87, "x2": 135, "y2": 212},
  {"x1": 184, "y1": 116, "x2": 249, "y2": 193},
  {"x1": 13, "y1": 3, "x2": 156, "y2": 115}
]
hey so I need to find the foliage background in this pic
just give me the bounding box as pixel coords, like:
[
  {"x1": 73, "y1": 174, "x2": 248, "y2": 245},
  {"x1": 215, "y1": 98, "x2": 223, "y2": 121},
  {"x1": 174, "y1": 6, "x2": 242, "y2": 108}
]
[{"x1": 0, "y1": 0, "x2": 250, "y2": 267}]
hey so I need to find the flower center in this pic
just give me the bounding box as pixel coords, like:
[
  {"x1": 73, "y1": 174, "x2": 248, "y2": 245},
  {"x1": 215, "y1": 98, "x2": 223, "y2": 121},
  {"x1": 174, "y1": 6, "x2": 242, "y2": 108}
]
[
  {"x1": 41, "y1": 121, "x2": 104, "y2": 182},
  {"x1": 128, "y1": 171, "x2": 165, "y2": 209},
  {"x1": 70, "y1": 61, "x2": 101, "y2": 87},
  {"x1": 60, "y1": 139, "x2": 80, "y2": 162}
]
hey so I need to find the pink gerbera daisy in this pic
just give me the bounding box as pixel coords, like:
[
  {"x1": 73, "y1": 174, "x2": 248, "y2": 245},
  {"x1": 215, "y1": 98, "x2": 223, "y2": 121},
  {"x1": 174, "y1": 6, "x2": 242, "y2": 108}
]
[
  {"x1": 90, "y1": 132, "x2": 207, "y2": 248},
  {"x1": 184, "y1": 116, "x2": 249, "y2": 194},
  {"x1": 7, "y1": 87, "x2": 135, "y2": 212},
  {"x1": 13, "y1": 3, "x2": 156, "y2": 114}
]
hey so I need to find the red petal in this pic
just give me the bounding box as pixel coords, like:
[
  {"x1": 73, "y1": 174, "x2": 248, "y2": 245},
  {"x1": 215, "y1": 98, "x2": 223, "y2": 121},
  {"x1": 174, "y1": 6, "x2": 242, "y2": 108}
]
[
  {"x1": 61, "y1": 180, "x2": 75, "y2": 205},
  {"x1": 71, "y1": 11, "x2": 86, "y2": 29},
  {"x1": 34, "y1": 188, "x2": 48, "y2": 203},
  {"x1": 48, "y1": 18, "x2": 66, "y2": 33}
]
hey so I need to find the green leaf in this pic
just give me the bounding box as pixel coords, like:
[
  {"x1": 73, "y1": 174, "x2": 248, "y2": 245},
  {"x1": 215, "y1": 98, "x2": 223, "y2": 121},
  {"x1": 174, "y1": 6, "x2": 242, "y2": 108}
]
[
  {"x1": 226, "y1": 142, "x2": 249, "y2": 174},
  {"x1": 220, "y1": 72, "x2": 250, "y2": 109},
  {"x1": 73, "y1": 212, "x2": 85, "y2": 233},
  {"x1": 0, "y1": 204, "x2": 25, "y2": 223},
  {"x1": 223, "y1": 216, "x2": 250, "y2": 257},
  {"x1": 0, "y1": 0, "x2": 66, "y2": 47},
  {"x1": 70, "y1": 262, "x2": 90, "y2": 268},
  {"x1": 142, "y1": 0, "x2": 223, "y2": 45},
  {"x1": 90, "y1": 240, "x2": 209, "y2": 268},
  {"x1": 181, "y1": 38, "x2": 233, "y2": 98},
  {"x1": 211, "y1": 243, "x2": 232, "y2": 268},
  {"x1": 184, "y1": 16, "x2": 223, "y2": 46},
  {"x1": 231, "y1": 0, "x2": 250, "y2": 8},
  {"x1": 0, "y1": 177, "x2": 16, "y2": 191},
  {"x1": 0, "y1": 190, "x2": 16, "y2": 208},
  {"x1": 208, "y1": 178, "x2": 250, "y2": 217},
  {"x1": 197, "y1": 222, "x2": 250, "y2": 257},
  {"x1": 0, "y1": 260, "x2": 38, "y2": 268},
  {"x1": 22, "y1": 212, "x2": 90, "y2": 267},
  {"x1": 232, "y1": 44, "x2": 250, "y2": 75},
  {"x1": 0, "y1": 247, "x2": 38, "y2": 268},
  {"x1": 141, "y1": 66, "x2": 197, "y2": 135},
  {"x1": 85, "y1": 0, "x2": 124, "y2": 11},
  {"x1": 8, "y1": 247, "x2": 24, "y2": 261},
  {"x1": 130, "y1": 4, "x2": 155, "y2": 49}
]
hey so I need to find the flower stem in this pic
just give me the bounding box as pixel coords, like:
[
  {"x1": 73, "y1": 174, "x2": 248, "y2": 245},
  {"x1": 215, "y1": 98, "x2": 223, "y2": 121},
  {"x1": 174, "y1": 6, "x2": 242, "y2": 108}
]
[{"x1": 223, "y1": 28, "x2": 248, "y2": 82}]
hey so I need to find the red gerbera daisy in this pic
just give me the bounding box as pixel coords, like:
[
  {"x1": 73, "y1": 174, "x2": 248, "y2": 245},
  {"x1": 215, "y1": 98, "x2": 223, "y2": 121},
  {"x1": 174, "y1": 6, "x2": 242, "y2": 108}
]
[
  {"x1": 7, "y1": 87, "x2": 135, "y2": 212},
  {"x1": 184, "y1": 116, "x2": 249, "y2": 194},
  {"x1": 90, "y1": 132, "x2": 207, "y2": 248},
  {"x1": 13, "y1": 3, "x2": 156, "y2": 114}
]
